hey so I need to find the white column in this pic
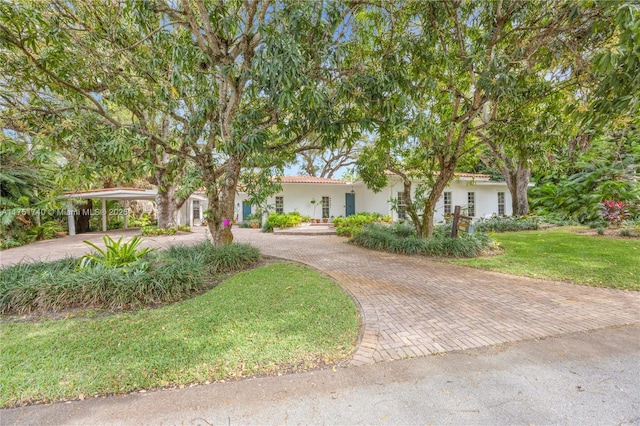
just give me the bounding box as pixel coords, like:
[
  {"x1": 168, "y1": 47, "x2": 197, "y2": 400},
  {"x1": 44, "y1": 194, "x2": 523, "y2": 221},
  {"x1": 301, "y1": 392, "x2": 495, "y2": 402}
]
[
  {"x1": 67, "y1": 201, "x2": 76, "y2": 236},
  {"x1": 101, "y1": 199, "x2": 107, "y2": 232},
  {"x1": 123, "y1": 200, "x2": 129, "y2": 229},
  {"x1": 189, "y1": 199, "x2": 194, "y2": 227}
]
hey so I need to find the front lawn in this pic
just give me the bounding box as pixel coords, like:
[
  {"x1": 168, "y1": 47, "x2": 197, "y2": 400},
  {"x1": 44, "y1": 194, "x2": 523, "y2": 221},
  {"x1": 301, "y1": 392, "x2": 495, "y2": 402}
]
[
  {"x1": 451, "y1": 227, "x2": 639, "y2": 290},
  {"x1": 0, "y1": 263, "x2": 359, "y2": 408}
]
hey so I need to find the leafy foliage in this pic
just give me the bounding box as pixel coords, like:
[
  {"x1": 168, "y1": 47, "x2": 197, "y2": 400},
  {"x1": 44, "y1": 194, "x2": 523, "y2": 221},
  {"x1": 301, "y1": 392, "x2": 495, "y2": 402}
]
[
  {"x1": 263, "y1": 212, "x2": 303, "y2": 231},
  {"x1": 332, "y1": 212, "x2": 391, "y2": 237},
  {"x1": 530, "y1": 127, "x2": 639, "y2": 223},
  {"x1": 600, "y1": 200, "x2": 633, "y2": 226},
  {"x1": 0, "y1": 242, "x2": 260, "y2": 314},
  {"x1": 78, "y1": 236, "x2": 155, "y2": 269},
  {"x1": 140, "y1": 225, "x2": 190, "y2": 236},
  {"x1": 351, "y1": 223, "x2": 493, "y2": 258}
]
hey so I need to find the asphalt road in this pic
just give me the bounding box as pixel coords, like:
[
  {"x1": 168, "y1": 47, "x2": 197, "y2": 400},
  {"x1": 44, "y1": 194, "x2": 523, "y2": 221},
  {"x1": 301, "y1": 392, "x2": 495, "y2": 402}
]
[{"x1": 3, "y1": 325, "x2": 639, "y2": 426}]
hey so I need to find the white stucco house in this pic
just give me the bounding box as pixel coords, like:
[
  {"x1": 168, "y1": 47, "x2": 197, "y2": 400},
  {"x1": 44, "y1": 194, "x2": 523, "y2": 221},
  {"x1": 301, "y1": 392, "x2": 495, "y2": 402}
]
[
  {"x1": 64, "y1": 173, "x2": 511, "y2": 235},
  {"x1": 234, "y1": 173, "x2": 512, "y2": 224}
]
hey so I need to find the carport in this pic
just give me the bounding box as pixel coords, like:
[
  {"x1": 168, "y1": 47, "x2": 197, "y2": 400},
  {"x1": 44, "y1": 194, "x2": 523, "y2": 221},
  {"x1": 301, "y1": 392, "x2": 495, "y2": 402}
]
[{"x1": 64, "y1": 188, "x2": 156, "y2": 236}]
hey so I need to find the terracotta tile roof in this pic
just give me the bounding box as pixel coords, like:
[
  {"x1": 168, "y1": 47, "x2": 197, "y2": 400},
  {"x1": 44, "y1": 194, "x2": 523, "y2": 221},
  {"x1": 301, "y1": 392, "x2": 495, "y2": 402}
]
[
  {"x1": 384, "y1": 171, "x2": 490, "y2": 179},
  {"x1": 276, "y1": 176, "x2": 349, "y2": 184},
  {"x1": 64, "y1": 187, "x2": 149, "y2": 194}
]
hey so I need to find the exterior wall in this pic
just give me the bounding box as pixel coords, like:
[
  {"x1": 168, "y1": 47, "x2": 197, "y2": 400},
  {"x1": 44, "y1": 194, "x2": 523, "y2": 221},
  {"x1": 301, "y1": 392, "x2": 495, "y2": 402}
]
[
  {"x1": 228, "y1": 178, "x2": 512, "y2": 224},
  {"x1": 265, "y1": 183, "x2": 354, "y2": 219},
  {"x1": 350, "y1": 177, "x2": 512, "y2": 223}
]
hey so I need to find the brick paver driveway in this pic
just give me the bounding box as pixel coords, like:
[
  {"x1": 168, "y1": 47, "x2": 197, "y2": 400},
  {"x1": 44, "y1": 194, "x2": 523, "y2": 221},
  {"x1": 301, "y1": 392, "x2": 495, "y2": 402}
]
[
  {"x1": 2, "y1": 227, "x2": 639, "y2": 366},
  {"x1": 233, "y1": 229, "x2": 640, "y2": 366}
]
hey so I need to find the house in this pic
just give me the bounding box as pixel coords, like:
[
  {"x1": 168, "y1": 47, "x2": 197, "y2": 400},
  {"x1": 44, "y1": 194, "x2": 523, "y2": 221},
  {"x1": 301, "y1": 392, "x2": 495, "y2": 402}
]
[
  {"x1": 64, "y1": 173, "x2": 511, "y2": 235},
  {"x1": 234, "y1": 173, "x2": 512, "y2": 224}
]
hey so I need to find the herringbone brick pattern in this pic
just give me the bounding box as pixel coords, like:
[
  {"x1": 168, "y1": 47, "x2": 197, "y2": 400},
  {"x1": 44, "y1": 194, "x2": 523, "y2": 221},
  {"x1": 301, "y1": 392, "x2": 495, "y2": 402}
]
[
  {"x1": 233, "y1": 229, "x2": 640, "y2": 366},
  {"x1": 2, "y1": 227, "x2": 638, "y2": 366}
]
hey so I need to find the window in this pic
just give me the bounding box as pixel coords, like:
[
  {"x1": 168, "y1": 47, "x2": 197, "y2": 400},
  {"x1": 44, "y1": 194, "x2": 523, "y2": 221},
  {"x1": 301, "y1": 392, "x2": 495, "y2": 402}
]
[
  {"x1": 192, "y1": 200, "x2": 200, "y2": 220},
  {"x1": 275, "y1": 196, "x2": 284, "y2": 214},
  {"x1": 321, "y1": 196, "x2": 330, "y2": 218},
  {"x1": 397, "y1": 192, "x2": 407, "y2": 219},
  {"x1": 467, "y1": 192, "x2": 476, "y2": 217},
  {"x1": 497, "y1": 192, "x2": 505, "y2": 216},
  {"x1": 443, "y1": 191, "x2": 452, "y2": 214}
]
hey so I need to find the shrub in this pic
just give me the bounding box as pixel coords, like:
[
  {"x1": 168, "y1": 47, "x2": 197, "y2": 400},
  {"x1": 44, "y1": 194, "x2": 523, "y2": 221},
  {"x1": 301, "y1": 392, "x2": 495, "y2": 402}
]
[
  {"x1": 263, "y1": 213, "x2": 302, "y2": 231},
  {"x1": 473, "y1": 215, "x2": 539, "y2": 233},
  {"x1": 600, "y1": 200, "x2": 630, "y2": 226},
  {"x1": 596, "y1": 227, "x2": 606, "y2": 235},
  {"x1": 141, "y1": 225, "x2": 187, "y2": 236},
  {"x1": 351, "y1": 223, "x2": 493, "y2": 258},
  {"x1": 26, "y1": 220, "x2": 63, "y2": 241},
  {"x1": 0, "y1": 242, "x2": 262, "y2": 314},
  {"x1": 333, "y1": 212, "x2": 390, "y2": 237},
  {"x1": 619, "y1": 228, "x2": 638, "y2": 238}
]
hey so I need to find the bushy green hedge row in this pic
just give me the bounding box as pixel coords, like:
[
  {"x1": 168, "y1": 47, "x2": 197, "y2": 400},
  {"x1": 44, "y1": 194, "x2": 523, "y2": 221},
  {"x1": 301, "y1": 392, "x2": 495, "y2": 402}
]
[
  {"x1": 141, "y1": 225, "x2": 191, "y2": 236},
  {"x1": 262, "y1": 212, "x2": 303, "y2": 232},
  {"x1": 0, "y1": 242, "x2": 260, "y2": 314},
  {"x1": 332, "y1": 213, "x2": 392, "y2": 237},
  {"x1": 473, "y1": 216, "x2": 539, "y2": 233},
  {"x1": 351, "y1": 223, "x2": 493, "y2": 258}
]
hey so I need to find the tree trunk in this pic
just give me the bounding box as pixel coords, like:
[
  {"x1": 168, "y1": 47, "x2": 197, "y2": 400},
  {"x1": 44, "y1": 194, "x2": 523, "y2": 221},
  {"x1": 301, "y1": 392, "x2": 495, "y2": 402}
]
[
  {"x1": 156, "y1": 184, "x2": 177, "y2": 228},
  {"x1": 75, "y1": 199, "x2": 92, "y2": 234},
  {"x1": 418, "y1": 170, "x2": 454, "y2": 238},
  {"x1": 506, "y1": 167, "x2": 530, "y2": 216},
  {"x1": 205, "y1": 156, "x2": 242, "y2": 246},
  {"x1": 401, "y1": 168, "x2": 454, "y2": 238}
]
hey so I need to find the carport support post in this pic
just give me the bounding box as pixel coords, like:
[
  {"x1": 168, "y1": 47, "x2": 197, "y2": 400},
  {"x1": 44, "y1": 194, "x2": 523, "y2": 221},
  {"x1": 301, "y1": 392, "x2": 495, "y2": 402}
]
[
  {"x1": 101, "y1": 199, "x2": 107, "y2": 232},
  {"x1": 189, "y1": 199, "x2": 194, "y2": 227},
  {"x1": 66, "y1": 201, "x2": 76, "y2": 236},
  {"x1": 123, "y1": 200, "x2": 129, "y2": 229}
]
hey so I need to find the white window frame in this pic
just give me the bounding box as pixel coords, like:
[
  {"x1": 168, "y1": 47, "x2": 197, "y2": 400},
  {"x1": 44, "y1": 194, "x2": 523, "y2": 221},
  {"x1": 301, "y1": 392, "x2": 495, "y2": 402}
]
[
  {"x1": 275, "y1": 196, "x2": 284, "y2": 214},
  {"x1": 321, "y1": 196, "x2": 330, "y2": 218},
  {"x1": 467, "y1": 192, "x2": 476, "y2": 217},
  {"x1": 443, "y1": 191, "x2": 452, "y2": 214},
  {"x1": 193, "y1": 200, "x2": 201, "y2": 220},
  {"x1": 497, "y1": 192, "x2": 505, "y2": 216},
  {"x1": 397, "y1": 192, "x2": 407, "y2": 220}
]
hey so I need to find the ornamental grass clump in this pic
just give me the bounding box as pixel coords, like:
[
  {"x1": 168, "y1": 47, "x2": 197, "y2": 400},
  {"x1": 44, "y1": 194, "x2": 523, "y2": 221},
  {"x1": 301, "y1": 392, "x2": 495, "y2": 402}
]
[
  {"x1": 351, "y1": 223, "x2": 492, "y2": 258},
  {"x1": 0, "y1": 241, "x2": 261, "y2": 314}
]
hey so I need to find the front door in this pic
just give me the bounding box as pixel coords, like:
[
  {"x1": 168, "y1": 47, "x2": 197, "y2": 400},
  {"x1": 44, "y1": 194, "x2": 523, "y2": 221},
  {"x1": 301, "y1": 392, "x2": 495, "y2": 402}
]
[
  {"x1": 345, "y1": 192, "x2": 355, "y2": 216},
  {"x1": 242, "y1": 201, "x2": 252, "y2": 220}
]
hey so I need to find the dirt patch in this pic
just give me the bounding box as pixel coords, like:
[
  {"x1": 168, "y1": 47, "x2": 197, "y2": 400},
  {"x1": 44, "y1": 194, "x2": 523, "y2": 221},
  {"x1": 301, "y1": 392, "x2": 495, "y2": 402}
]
[{"x1": 571, "y1": 227, "x2": 640, "y2": 240}]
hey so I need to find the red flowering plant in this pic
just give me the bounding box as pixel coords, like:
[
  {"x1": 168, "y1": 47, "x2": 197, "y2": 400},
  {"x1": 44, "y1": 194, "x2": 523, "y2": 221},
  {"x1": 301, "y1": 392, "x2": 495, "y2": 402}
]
[{"x1": 599, "y1": 200, "x2": 629, "y2": 226}]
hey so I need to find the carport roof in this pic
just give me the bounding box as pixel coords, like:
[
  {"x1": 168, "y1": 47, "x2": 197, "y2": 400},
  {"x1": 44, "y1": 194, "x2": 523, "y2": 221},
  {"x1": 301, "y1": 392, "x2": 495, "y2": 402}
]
[{"x1": 64, "y1": 188, "x2": 157, "y2": 201}]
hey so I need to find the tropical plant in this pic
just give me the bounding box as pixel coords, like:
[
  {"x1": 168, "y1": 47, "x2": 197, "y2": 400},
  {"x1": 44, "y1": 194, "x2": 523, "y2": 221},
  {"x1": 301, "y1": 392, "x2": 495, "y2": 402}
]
[{"x1": 78, "y1": 235, "x2": 154, "y2": 268}]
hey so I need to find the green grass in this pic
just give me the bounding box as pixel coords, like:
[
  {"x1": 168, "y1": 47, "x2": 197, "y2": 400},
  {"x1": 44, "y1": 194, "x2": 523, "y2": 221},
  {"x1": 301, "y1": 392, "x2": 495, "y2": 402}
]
[
  {"x1": 451, "y1": 228, "x2": 640, "y2": 290},
  {"x1": 0, "y1": 263, "x2": 359, "y2": 408}
]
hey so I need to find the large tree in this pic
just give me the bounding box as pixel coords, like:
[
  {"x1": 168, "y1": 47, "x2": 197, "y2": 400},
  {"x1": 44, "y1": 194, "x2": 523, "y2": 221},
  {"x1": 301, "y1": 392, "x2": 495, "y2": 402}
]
[
  {"x1": 1, "y1": 0, "x2": 359, "y2": 243},
  {"x1": 353, "y1": 1, "x2": 611, "y2": 236}
]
